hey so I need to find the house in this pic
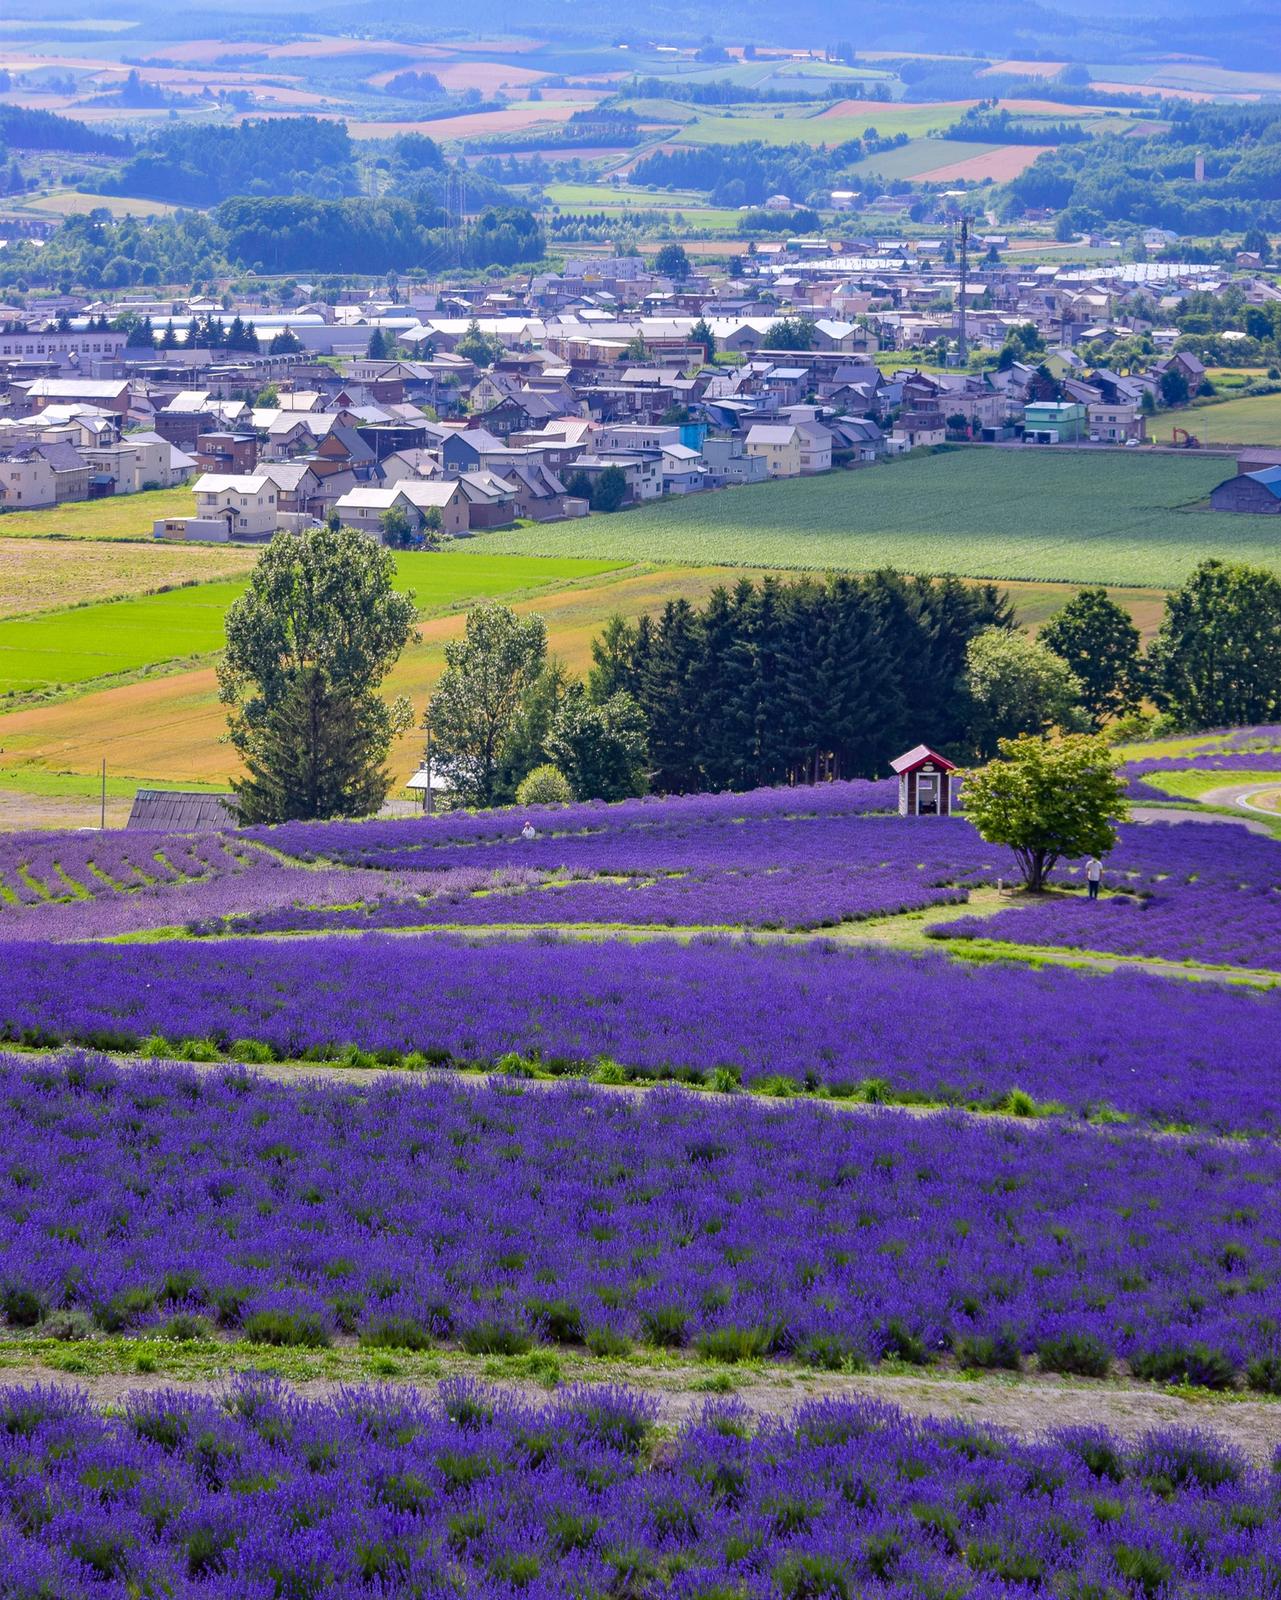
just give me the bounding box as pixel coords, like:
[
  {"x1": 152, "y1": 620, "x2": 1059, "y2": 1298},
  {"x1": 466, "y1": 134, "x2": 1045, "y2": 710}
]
[
  {"x1": 701, "y1": 435, "x2": 769, "y2": 487},
  {"x1": 22, "y1": 378, "x2": 131, "y2": 417},
  {"x1": 891, "y1": 745, "x2": 958, "y2": 817},
  {"x1": 1087, "y1": 403, "x2": 1145, "y2": 444},
  {"x1": 0, "y1": 442, "x2": 89, "y2": 508},
  {"x1": 503, "y1": 462, "x2": 571, "y2": 521},
  {"x1": 196, "y1": 431, "x2": 259, "y2": 475},
  {"x1": 257, "y1": 461, "x2": 325, "y2": 517},
  {"x1": 191, "y1": 473, "x2": 279, "y2": 537},
  {"x1": 660, "y1": 443, "x2": 709, "y2": 494},
  {"x1": 1023, "y1": 401, "x2": 1086, "y2": 443},
  {"x1": 456, "y1": 470, "x2": 520, "y2": 529},
  {"x1": 795, "y1": 419, "x2": 833, "y2": 474},
  {"x1": 333, "y1": 480, "x2": 470, "y2": 538},
  {"x1": 79, "y1": 432, "x2": 177, "y2": 494},
  {"x1": 1210, "y1": 466, "x2": 1281, "y2": 515},
  {"x1": 126, "y1": 790, "x2": 238, "y2": 831},
  {"x1": 569, "y1": 453, "x2": 664, "y2": 503},
  {"x1": 745, "y1": 423, "x2": 804, "y2": 478}
]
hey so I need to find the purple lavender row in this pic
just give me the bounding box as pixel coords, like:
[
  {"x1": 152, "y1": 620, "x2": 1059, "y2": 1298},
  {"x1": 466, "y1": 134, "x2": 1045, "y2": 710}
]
[
  {"x1": 933, "y1": 884, "x2": 1281, "y2": 973},
  {"x1": 250, "y1": 777, "x2": 900, "y2": 864},
  {"x1": 4, "y1": 1060, "x2": 1281, "y2": 1381},
  {"x1": 0, "y1": 939, "x2": 1278, "y2": 1131},
  {"x1": 208, "y1": 867, "x2": 968, "y2": 936},
  {"x1": 1, "y1": 1377, "x2": 1273, "y2": 1600}
]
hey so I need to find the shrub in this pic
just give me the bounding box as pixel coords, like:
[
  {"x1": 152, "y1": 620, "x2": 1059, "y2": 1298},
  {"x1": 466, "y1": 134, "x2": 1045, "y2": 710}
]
[
  {"x1": 1, "y1": 1285, "x2": 46, "y2": 1328},
  {"x1": 459, "y1": 1320, "x2": 532, "y2": 1356},
  {"x1": 1131, "y1": 1343, "x2": 1236, "y2": 1390},
  {"x1": 96, "y1": 1286, "x2": 157, "y2": 1333},
  {"x1": 162, "y1": 1314, "x2": 211, "y2": 1342},
  {"x1": 1246, "y1": 1353, "x2": 1281, "y2": 1394},
  {"x1": 241, "y1": 1309, "x2": 331, "y2": 1348},
  {"x1": 359, "y1": 1316, "x2": 433, "y2": 1352},
  {"x1": 37, "y1": 1308, "x2": 95, "y2": 1342},
  {"x1": 523, "y1": 1297, "x2": 582, "y2": 1344},
  {"x1": 956, "y1": 1331, "x2": 1023, "y2": 1371},
  {"x1": 1038, "y1": 1332, "x2": 1112, "y2": 1377},
  {"x1": 1134, "y1": 1428, "x2": 1244, "y2": 1493},
  {"x1": 584, "y1": 1324, "x2": 631, "y2": 1359},
  {"x1": 697, "y1": 1323, "x2": 785, "y2": 1363},
  {"x1": 881, "y1": 1319, "x2": 927, "y2": 1365},
  {"x1": 516, "y1": 765, "x2": 572, "y2": 806},
  {"x1": 229, "y1": 1037, "x2": 275, "y2": 1063}
]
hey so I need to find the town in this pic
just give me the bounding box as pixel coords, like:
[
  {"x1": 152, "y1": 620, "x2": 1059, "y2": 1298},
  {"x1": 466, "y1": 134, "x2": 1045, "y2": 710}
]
[{"x1": 2, "y1": 241, "x2": 1278, "y2": 536}]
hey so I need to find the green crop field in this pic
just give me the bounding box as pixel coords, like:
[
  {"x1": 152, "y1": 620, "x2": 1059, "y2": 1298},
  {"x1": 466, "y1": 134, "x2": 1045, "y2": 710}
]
[
  {"x1": 1158, "y1": 392, "x2": 1281, "y2": 446},
  {"x1": 0, "y1": 553, "x2": 625, "y2": 697},
  {"x1": 678, "y1": 101, "x2": 963, "y2": 145},
  {"x1": 471, "y1": 450, "x2": 1267, "y2": 588},
  {"x1": 845, "y1": 137, "x2": 1000, "y2": 179}
]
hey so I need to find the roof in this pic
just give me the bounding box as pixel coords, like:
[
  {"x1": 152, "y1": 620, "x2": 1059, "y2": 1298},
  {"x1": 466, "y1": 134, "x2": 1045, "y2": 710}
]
[
  {"x1": 193, "y1": 474, "x2": 273, "y2": 494},
  {"x1": 890, "y1": 745, "x2": 958, "y2": 776},
  {"x1": 745, "y1": 424, "x2": 797, "y2": 445},
  {"x1": 126, "y1": 790, "x2": 238, "y2": 831},
  {"x1": 1242, "y1": 466, "x2": 1281, "y2": 499}
]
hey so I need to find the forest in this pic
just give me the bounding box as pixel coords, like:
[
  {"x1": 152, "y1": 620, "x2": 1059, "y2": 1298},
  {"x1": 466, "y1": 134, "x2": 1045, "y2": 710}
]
[{"x1": 1007, "y1": 104, "x2": 1281, "y2": 231}]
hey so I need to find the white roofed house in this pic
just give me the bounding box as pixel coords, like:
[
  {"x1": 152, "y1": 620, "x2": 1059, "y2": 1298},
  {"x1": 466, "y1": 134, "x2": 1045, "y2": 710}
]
[
  {"x1": 333, "y1": 481, "x2": 469, "y2": 540},
  {"x1": 745, "y1": 422, "x2": 804, "y2": 478},
  {"x1": 191, "y1": 473, "x2": 279, "y2": 538}
]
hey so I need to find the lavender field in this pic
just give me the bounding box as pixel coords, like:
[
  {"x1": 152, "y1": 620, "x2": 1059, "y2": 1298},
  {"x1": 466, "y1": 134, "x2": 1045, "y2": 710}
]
[
  {"x1": 0, "y1": 1377, "x2": 1273, "y2": 1599},
  {"x1": 1, "y1": 934, "x2": 1278, "y2": 1130},
  {"x1": 4, "y1": 1058, "x2": 1281, "y2": 1383}
]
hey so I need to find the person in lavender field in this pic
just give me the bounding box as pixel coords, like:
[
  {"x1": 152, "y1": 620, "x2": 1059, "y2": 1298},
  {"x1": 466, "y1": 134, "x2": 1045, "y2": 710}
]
[
  {"x1": 521, "y1": 820, "x2": 536, "y2": 841},
  {"x1": 1085, "y1": 855, "x2": 1103, "y2": 900}
]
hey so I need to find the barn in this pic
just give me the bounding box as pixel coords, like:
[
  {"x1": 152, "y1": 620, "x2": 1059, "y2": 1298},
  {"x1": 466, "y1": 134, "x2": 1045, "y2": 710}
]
[{"x1": 1209, "y1": 465, "x2": 1281, "y2": 515}]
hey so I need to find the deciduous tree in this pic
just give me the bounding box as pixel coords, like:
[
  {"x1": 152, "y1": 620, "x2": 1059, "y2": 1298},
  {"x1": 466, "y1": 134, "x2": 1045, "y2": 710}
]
[
  {"x1": 964, "y1": 627, "x2": 1085, "y2": 758},
  {"x1": 964, "y1": 734, "x2": 1129, "y2": 891},
  {"x1": 426, "y1": 603, "x2": 548, "y2": 808},
  {"x1": 1148, "y1": 558, "x2": 1281, "y2": 728},
  {"x1": 1040, "y1": 588, "x2": 1141, "y2": 727}
]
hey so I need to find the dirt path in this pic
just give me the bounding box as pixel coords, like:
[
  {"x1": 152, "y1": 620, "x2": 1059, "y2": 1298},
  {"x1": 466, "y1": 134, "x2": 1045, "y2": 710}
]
[
  {"x1": 1130, "y1": 801, "x2": 1275, "y2": 836},
  {"x1": 8, "y1": 1362, "x2": 1279, "y2": 1463}
]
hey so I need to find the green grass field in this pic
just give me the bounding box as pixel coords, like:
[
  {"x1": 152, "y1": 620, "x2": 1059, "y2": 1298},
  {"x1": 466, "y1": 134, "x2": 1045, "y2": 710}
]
[
  {"x1": 845, "y1": 137, "x2": 1000, "y2": 179},
  {"x1": 1158, "y1": 392, "x2": 1281, "y2": 446},
  {"x1": 0, "y1": 553, "x2": 624, "y2": 697},
  {"x1": 678, "y1": 102, "x2": 962, "y2": 145},
  {"x1": 471, "y1": 450, "x2": 1260, "y2": 587},
  {"x1": 0, "y1": 486, "x2": 195, "y2": 541}
]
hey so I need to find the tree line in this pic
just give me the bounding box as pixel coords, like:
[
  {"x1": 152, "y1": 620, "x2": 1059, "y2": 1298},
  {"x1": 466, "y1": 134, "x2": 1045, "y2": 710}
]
[{"x1": 220, "y1": 530, "x2": 1281, "y2": 825}]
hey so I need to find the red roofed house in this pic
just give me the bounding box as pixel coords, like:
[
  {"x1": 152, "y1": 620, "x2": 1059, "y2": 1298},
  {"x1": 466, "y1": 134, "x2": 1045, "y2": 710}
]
[{"x1": 890, "y1": 745, "x2": 958, "y2": 817}]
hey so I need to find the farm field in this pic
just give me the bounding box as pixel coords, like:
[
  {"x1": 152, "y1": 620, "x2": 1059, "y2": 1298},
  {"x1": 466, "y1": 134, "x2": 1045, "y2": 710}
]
[
  {"x1": 0, "y1": 552, "x2": 624, "y2": 700},
  {"x1": 0, "y1": 536, "x2": 257, "y2": 618},
  {"x1": 476, "y1": 449, "x2": 1254, "y2": 587},
  {"x1": 19, "y1": 189, "x2": 183, "y2": 219},
  {"x1": 2, "y1": 763, "x2": 1281, "y2": 1493},
  {"x1": 0, "y1": 564, "x2": 1164, "y2": 824},
  {"x1": 0, "y1": 485, "x2": 195, "y2": 540},
  {"x1": 845, "y1": 136, "x2": 1002, "y2": 180},
  {"x1": 1158, "y1": 390, "x2": 1281, "y2": 444}
]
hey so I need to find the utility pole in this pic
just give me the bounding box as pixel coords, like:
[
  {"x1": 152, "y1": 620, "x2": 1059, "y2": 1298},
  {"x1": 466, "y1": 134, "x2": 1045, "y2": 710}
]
[
  {"x1": 99, "y1": 757, "x2": 106, "y2": 831},
  {"x1": 425, "y1": 725, "x2": 433, "y2": 816},
  {"x1": 956, "y1": 215, "x2": 969, "y2": 366}
]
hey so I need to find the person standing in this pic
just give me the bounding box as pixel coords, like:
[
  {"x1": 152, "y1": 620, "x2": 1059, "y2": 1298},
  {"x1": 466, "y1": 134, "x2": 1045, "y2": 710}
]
[{"x1": 1085, "y1": 856, "x2": 1103, "y2": 900}]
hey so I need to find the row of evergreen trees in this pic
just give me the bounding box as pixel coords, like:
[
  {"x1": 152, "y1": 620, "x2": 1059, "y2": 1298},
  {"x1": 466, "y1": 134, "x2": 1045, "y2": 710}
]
[{"x1": 587, "y1": 573, "x2": 1011, "y2": 793}]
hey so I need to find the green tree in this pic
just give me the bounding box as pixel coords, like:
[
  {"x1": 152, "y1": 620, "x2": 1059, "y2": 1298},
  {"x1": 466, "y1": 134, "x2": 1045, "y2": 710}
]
[
  {"x1": 963, "y1": 734, "x2": 1130, "y2": 892},
  {"x1": 234, "y1": 668, "x2": 400, "y2": 825},
  {"x1": 1148, "y1": 558, "x2": 1281, "y2": 728},
  {"x1": 268, "y1": 327, "x2": 302, "y2": 355},
  {"x1": 426, "y1": 603, "x2": 548, "y2": 808},
  {"x1": 964, "y1": 627, "x2": 1085, "y2": 758},
  {"x1": 590, "y1": 465, "x2": 628, "y2": 513},
  {"x1": 379, "y1": 502, "x2": 417, "y2": 548},
  {"x1": 218, "y1": 525, "x2": 417, "y2": 823},
  {"x1": 690, "y1": 316, "x2": 716, "y2": 363},
  {"x1": 1040, "y1": 588, "x2": 1142, "y2": 727},
  {"x1": 763, "y1": 316, "x2": 815, "y2": 351},
  {"x1": 366, "y1": 326, "x2": 389, "y2": 359},
  {"x1": 456, "y1": 318, "x2": 502, "y2": 367},
  {"x1": 654, "y1": 242, "x2": 691, "y2": 280},
  {"x1": 515, "y1": 764, "x2": 572, "y2": 806},
  {"x1": 1159, "y1": 366, "x2": 1190, "y2": 407},
  {"x1": 545, "y1": 685, "x2": 648, "y2": 801}
]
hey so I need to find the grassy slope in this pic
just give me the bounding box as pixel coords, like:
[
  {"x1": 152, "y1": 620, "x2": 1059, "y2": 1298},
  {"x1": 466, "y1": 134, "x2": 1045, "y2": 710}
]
[
  {"x1": 472, "y1": 450, "x2": 1252, "y2": 587},
  {"x1": 1157, "y1": 392, "x2": 1281, "y2": 445},
  {"x1": 0, "y1": 486, "x2": 196, "y2": 540},
  {"x1": 0, "y1": 553, "x2": 624, "y2": 697}
]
